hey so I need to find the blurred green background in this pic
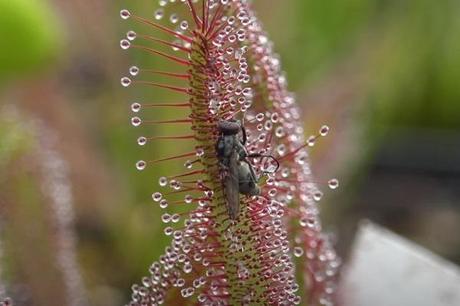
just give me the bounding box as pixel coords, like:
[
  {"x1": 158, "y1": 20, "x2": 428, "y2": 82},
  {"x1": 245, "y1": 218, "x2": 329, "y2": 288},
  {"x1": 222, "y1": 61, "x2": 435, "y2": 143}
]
[{"x1": 0, "y1": 0, "x2": 459, "y2": 305}]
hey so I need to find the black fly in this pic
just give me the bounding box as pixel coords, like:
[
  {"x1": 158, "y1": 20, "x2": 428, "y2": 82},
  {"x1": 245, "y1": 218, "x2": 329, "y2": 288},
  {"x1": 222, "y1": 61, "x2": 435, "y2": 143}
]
[{"x1": 216, "y1": 119, "x2": 279, "y2": 220}]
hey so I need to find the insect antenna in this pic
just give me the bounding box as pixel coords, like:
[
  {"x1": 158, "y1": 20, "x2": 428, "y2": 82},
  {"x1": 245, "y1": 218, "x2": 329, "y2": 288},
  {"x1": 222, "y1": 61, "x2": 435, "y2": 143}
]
[{"x1": 247, "y1": 153, "x2": 280, "y2": 174}]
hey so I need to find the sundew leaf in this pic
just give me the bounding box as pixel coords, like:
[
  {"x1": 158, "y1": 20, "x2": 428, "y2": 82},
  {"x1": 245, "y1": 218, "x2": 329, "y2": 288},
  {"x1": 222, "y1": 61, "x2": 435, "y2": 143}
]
[{"x1": 120, "y1": 1, "x2": 340, "y2": 305}]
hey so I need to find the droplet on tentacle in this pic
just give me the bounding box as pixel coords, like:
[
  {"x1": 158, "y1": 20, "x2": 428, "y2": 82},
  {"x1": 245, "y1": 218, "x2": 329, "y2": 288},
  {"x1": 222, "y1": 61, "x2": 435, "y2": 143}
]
[
  {"x1": 159, "y1": 199, "x2": 168, "y2": 208},
  {"x1": 328, "y1": 178, "x2": 339, "y2": 190},
  {"x1": 256, "y1": 113, "x2": 265, "y2": 121},
  {"x1": 152, "y1": 192, "x2": 163, "y2": 202},
  {"x1": 184, "y1": 160, "x2": 193, "y2": 169},
  {"x1": 195, "y1": 147, "x2": 205, "y2": 157},
  {"x1": 294, "y1": 247, "x2": 304, "y2": 257},
  {"x1": 170, "y1": 13, "x2": 179, "y2": 24},
  {"x1": 171, "y1": 214, "x2": 180, "y2": 223},
  {"x1": 120, "y1": 9, "x2": 131, "y2": 20},
  {"x1": 184, "y1": 195, "x2": 193, "y2": 204},
  {"x1": 275, "y1": 126, "x2": 285, "y2": 138},
  {"x1": 137, "y1": 136, "x2": 147, "y2": 146},
  {"x1": 320, "y1": 125, "x2": 330, "y2": 137},
  {"x1": 159, "y1": 177, "x2": 168, "y2": 187},
  {"x1": 180, "y1": 20, "x2": 189, "y2": 30},
  {"x1": 307, "y1": 136, "x2": 316, "y2": 147},
  {"x1": 136, "y1": 160, "x2": 146, "y2": 171},
  {"x1": 313, "y1": 191, "x2": 323, "y2": 202},
  {"x1": 131, "y1": 102, "x2": 141, "y2": 112},
  {"x1": 120, "y1": 39, "x2": 131, "y2": 50},
  {"x1": 131, "y1": 117, "x2": 142, "y2": 127},
  {"x1": 271, "y1": 112, "x2": 280, "y2": 123},
  {"x1": 121, "y1": 77, "x2": 132, "y2": 87},
  {"x1": 129, "y1": 66, "x2": 140, "y2": 76},
  {"x1": 154, "y1": 9, "x2": 164, "y2": 20},
  {"x1": 164, "y1": 227, "x2": 173, "y2": 236},
  {"x1": 162, "y1": 213, "x2": 171, "y2": 223},
  {"x1": 127, "y1": 30, "x2": 137, "y2": 41}
]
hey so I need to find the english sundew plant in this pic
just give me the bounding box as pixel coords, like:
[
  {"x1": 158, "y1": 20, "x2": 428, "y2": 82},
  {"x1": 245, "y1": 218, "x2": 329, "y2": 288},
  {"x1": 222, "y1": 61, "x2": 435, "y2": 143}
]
[{"x1": 120, "y1": 1, "x2": 340, "y2": 305}]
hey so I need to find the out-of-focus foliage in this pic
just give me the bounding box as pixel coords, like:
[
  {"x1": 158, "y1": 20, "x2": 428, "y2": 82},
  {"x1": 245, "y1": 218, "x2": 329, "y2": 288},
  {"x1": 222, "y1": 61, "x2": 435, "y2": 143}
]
[
  {"x1": 0, "y1": 0, "x2": 61, "y2": 80},
  {"x1": 0, "y1": 0, "x2": 459, "y2": 305}
]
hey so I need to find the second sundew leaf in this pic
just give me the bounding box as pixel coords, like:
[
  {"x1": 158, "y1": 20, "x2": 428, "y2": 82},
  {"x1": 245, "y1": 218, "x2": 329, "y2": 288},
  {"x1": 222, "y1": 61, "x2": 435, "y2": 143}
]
[
  {"x1": 241, "y1": 5, "x2": 341, "y2": 305},
  {"x1": 121, "y1": 1, "x2": 339, "y2": 305}
]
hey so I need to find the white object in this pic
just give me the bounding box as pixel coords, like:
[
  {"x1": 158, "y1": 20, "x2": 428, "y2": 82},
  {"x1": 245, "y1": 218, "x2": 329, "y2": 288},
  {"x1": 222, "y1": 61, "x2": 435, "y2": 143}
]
[{"x1": 340, "y1": 221, "x2": 460, "y2": 306}]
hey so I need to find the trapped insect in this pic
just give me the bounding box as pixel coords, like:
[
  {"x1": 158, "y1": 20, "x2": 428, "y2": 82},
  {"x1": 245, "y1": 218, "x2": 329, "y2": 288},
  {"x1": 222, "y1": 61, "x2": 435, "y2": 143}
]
[{"x1": 216, "y1": 119, "x2": 279, "y2": 220}]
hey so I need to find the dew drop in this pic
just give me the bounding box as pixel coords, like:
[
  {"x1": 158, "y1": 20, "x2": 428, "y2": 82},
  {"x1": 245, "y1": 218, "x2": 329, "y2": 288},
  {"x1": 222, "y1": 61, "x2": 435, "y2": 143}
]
[
  {"x1": 152, "y1": 192, "x2": 163, "y2": 202},
  {"x1": 307, "y1": 136, "x2": 316, "y2": 147},
  {"x1": 184, "y1": 195, "x2": 193, "y2": 204},
  {"x1": 298, "y1": 220, "x2": 309, "y2": 230},
  {"x1": 198, "y1": 294, "x2": 207, "y2": 303},
  {"x1": 258, "y1": 133, "x2": 267, "y2": 142},
  {"x1": 294, "y1": 247, "x2": 304, "y2": 257},
  {"x1": 170, "y1": 179, "x2": 182, "y2": 190},
  {"x1": 175, "y1": 278, "x2": 185, "y2": 287},
  {"x1": 204, "y1": 190, "x2": 214, "y2": 198},
  {"x1": 136, "y1": 160, "x2": 146, "y2": 171},
  {"x1": 121, "y1": 77, "x2": 132, "y2": 87},
  {"x1": 137, "y1": 136, "x2": 147, "y2": 146},
  {"x1": 170, "y1": 13, "x2": 179, "y2": 24},
  {"x1": 266, "y1": 177, "x2": 276, "y2": 186},
  {"x1": 313, "y1": 191, "x2": 323, "y2": 202},
  {"x1": 276, "y1": 144, "x2": 286, "y2": 156},
  {"x1": 159, "y1": 177, "x2": 168, "y2": 187},
  {"x1": 162, "y1": 213, "x2": 171, "y2": 223},
  {"x1": 320, "y1": 125, "x2": 330, "y2": 137},
  {"x1": 154, "y1": 8, "x2": 164, "y2": 20},
  {"x1": 227, "y1": 16, "x2": 236, "y2": 25},
  {"x1": 275, "y1": 126, "x2": 285, "y2": 138},
  {"x1": 131, "y1": 102, "x2": 141, "y2": 112},
  {"x1": 264, "y1": 121, "x2": 273, "y2": 131},
  {"x1": 281, "y1": 168, "x2": 290, "y2": 178},
  {"x1": 164, "y1": 227, "x2": 173, "y2": 235},
  {"x1": 127, "y1": 30, "x2": 137, "y2": 41},
  {"x1": 196, "y1": 147, "x2": 205, "y2": 157},
  {"x1": 183, "y1": 264, "x2": 193, "y2": 274},
  {"x1": 120, "y1": 39, "x2": 131, "y2": 50},
  {"x1": 328, "y1": 178, "x2": 339, "y2": 190},
  {"x1": 159, "y1": 199, "x2": 168, "y2": 209},
  {"x1": 180, "y1": 20, "x2": 189, "y2": 30},
  {"x1": 129, "y1": 66, "x2": 140, "y2": 76},
  {"x1": 256, "y1": 113, "x2": 265, "y2": 122},
  {"x1": 184, "y1": 160, "x2": 193, "y2": 169},
  {"x1": 271, "y1": 112, "x2": 280, "y2": 123},
  {"x1": 171, "y1": 214, "x2": 180, "y2": 223},
  {"x1": 296, "y1": 154, "x2": 307, "y2": 165},
  {"x1": 171, "y1": 39, "x2": 182, "y2": 51},
  {"x1": 120, "y1": 9, "x2": 131, "y2": 20},
  {"x1": 131, "y1": 116, "x2": 142, "y2": 127}
]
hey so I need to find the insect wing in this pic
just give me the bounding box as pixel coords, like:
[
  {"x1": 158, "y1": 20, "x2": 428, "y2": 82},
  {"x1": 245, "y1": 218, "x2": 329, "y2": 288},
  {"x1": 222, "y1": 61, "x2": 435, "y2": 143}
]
[
  {"x1": 223, "y1": 150, "x2": 240, "y2": 220},
  {"x1": 238, "y1": 161, "x2": 261, "y2": 196}
]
